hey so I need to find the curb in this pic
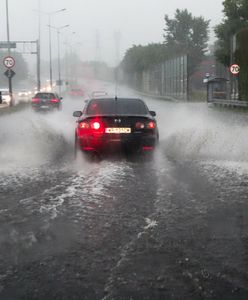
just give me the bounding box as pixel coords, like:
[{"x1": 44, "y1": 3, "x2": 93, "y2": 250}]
[
  {"x1": 0, "y1": 103, "x2": 9, "y2": 109},
  {"x1": 126, "y1": 87, "x2": 181, "y2": 102},
  {"x1": 0, "y1": 102, "x2": 30, "y2": 116}
]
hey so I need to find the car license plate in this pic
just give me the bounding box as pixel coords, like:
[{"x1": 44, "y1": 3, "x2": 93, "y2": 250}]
[
  {"x1": 41, "y1": 105, "x2": 49, "y2": 109},
  {"x1": 105, "y1": 128, "x2": 131, "y2": 134}
]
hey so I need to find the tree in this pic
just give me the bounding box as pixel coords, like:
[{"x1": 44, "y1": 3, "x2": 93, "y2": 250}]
[
  {"x1": 121, "y1": 43, "x2": 167, "y2": 88},
  {"x1": 163, "y1": 9, "x2": 210, "y2": 76},
  {"x1": 121, "y1": 43, "x2": 167, "y2": 74},
  {"x1": 236, "y1": 27, "x2": 248, "y2": 100},
  {"x1": 215, "y1": 0, "x2": 248, "y2": 66}
]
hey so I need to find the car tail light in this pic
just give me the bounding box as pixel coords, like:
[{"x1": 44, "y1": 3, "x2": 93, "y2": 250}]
[
  {"x1": 50, "y1": 98, "x2": 59, "y2": 103},
  {"x1": 32, "y1": 98, "x2": 40, "y2": 103},
  {"x1": 78, "y1": 120, "x2": 104, "y2": 134},
  {"x1": 79, "y1": 122, "x2": 90, "y2": 129},
  {"x1": 82, "y1": 147, "x2": 95, "y2": 151},
  {"x1": 147, "y1": 121, "x2": 156, "y2": 129},
  {"x1": 91, "y1": 121, "x2": 101, "y2": 130},
  {"x1": 142, "y1": 146, "x2": 154, "y2": 151},
  {"x1": 90, "y1": 120, "x2": 104, "y2": 133},
  {"x1": 135, "y1": 122, "x2": 145, "y2": 129}
]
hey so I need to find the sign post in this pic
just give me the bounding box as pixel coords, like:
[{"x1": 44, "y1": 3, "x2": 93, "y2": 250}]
[
  {"x1": 229, "y1": 64, "x2": 240, "y2": 100},
  {"x1": 3, "y1": 56, "x2": 15, "y2": 69},
  {"x1": 229, "y1": 64, "x2": 240, "y2": 75},
  {"x1": 3, "y1": 55, "x2": 15, "y2": 106},
  {"x1": 4, "y1": 69, "x2": 15, "y2": 79}
]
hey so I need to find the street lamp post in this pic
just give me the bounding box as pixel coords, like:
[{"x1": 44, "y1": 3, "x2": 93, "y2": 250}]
[
  {"x1": 34, "y1": 8, "x2": 66, "y2": 90},
  {"x1": 50, "y1": 25, "x2": 69, "y2": 94},
  {"x1": 64, "y1": 31, "x2": 76, "y2": 84},
  {"x1": 37, "y1": 0, "x2": 41, "y2": 91},
  {"x1": 47, "y1": 9, "x2": 66, "y2": 90},
  {"x1": 5, "y1": 0, "x2": 13, "y2": 106}
]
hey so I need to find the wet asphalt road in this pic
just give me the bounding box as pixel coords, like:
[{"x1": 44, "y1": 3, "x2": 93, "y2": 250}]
[{"x1": 0, "y1": 84, "x2": 248, "y2": 299}]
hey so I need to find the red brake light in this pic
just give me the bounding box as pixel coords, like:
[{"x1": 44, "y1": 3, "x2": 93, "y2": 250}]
[
  {"x1": 135, "y1": 122, "x2": 145, "y2": 129},
  {"x1": 147, "y1": 121, "x2": 156, "y2": 129},
  {"x1": 32, "y1": 98, "x2": 40, "y2": 103},
  {"x1": 92, "y1": 121, "x2": 101, "y2": 130},
  {"x1": 142, "y1": 146, "x2": 154, "y2": 151},
  {"x1": 79, "y1": 122, "x2": 90, "y2": 129},
  {"x1": 78, "y1": 120, "x2": 104, "y2": 133},
  {"x1": 50, "y1": 98, "x2": 59, "y2": 103}
]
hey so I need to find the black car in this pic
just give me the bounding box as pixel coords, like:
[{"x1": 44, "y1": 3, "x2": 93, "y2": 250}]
[
  {"x1": 31, "y1": 92, "x2": 62, "y2": 112},
  {"x1": 73, "y1": 97, "x2": 159, "y2": 156}
]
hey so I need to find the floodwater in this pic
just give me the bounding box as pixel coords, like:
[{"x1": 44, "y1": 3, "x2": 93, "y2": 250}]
[{"x1": 0, "y1": 83, "x2": 248, "y2": 299}]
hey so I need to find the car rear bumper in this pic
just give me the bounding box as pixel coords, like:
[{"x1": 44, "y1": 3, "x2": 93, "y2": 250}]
[
  {"x1": 76, "y1": 133, "x2": 158, "y2": 153},
  {"x1": 32, "y1": 104, "x2": 60, "y2": 111}
]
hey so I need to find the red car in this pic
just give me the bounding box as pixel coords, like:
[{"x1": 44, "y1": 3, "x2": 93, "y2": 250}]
[
  {"x1": 73, "y1": 97, "x2": 159, "y2": 157},
  {"x1": 68, "y1": 88, "x2": 84, "y2": 97}
]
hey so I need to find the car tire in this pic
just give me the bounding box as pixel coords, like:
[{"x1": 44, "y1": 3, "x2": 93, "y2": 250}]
[{"x1": 74, "y1": 138, "x2": 80, "y2": 159}]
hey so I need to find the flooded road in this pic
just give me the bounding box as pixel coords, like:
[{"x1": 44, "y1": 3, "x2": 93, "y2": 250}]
[{"x1": 0, "y1": 85, "x2": 248, "y2": 299}]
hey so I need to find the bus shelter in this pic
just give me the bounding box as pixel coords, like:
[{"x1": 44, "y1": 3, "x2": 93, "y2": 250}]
[{"x1": 206, "y1": 77, "x2": 229, "y2": 102}]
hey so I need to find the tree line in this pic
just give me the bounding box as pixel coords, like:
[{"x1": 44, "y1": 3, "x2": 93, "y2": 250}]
[{"x1": 121, "y1": 0, "x2": 248, "y2": 99}]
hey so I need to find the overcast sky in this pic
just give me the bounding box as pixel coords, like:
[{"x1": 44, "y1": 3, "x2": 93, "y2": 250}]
[{"x1": 0, "y1": 0, "x2": 224, "y2": 66}]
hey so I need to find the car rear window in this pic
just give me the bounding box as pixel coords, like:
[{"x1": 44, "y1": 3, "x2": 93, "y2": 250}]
[
  {"x1": 35, "y1": 93, "x2": 55, "y2": 99},
  {"x1": 92, "y1": 91, "x2": 107, "y2": 97},
  {"x1": 86, "y1": 99, "x2": 148, "y2": 115}
]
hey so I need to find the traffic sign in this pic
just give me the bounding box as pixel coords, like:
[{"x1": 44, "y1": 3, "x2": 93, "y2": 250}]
[
  {"x1": 4, "y1": 69, "x2": 15, "y2": 79},
  {"x1": 230, "y1": 64, "x2": 240, "y2": 75},
  {"x1": 3, "y1": 56, "x2": 15, "y2": 69},
  {"x1": 0, "y1": 42, "x2": 16, "y2": 49}
]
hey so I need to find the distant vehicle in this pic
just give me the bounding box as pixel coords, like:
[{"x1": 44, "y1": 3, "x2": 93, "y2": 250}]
[
  {"x1": 31, "y1": 92, "x2": 62, "y2": 112},
  {"x1": 18, "y1": 89, "x2": 32, "y2": 102},
  {"x1": 0, "y1": 89, "x2": 11, "y2": 105},
  {"x1": 73, "y1": 97, "x2": 159, "y2": 157},
  {"x1": 68, "y1": 88, "x2": 85, "y2": 97},
  {"x1": 91, "y1": 90, "x2": 108, "y2": 98}
]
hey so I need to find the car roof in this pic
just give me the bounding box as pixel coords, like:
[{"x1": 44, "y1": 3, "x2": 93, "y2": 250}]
[
  {"x1": 89, "y1": 97, "x2": 144, "y2": 102},
  {"x1": 35, "y1": 92, "x2": 56, "y2": 95},
  {"x1": 84, "y1": 97, "x2": 150, "y2": 116},
  {"x1": 91, "y1": 91, "x2": 108, "y2": 95}
]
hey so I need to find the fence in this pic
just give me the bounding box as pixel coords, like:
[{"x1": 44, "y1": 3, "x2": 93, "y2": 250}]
[{"x1": 135, "y1": 55, "x2": 188, "y2": 100}]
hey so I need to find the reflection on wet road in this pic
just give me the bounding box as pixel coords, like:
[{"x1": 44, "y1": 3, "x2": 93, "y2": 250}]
[{"x1": 0, "y1": 86, "x2": 248, "y2": 299}]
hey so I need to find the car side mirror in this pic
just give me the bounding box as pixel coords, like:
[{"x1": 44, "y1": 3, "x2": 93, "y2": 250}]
[
  {"x1": 150, "y1": 111, "x2": 156, "y2": 117},
  {"x1": 73, "y1": 111, "x2": 82, "y2": 117}
]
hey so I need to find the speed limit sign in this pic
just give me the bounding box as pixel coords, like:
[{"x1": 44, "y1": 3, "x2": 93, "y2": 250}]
[
  {"x1": 230, "y1": 64, "x2": 240, "y2": 75},
  {"x1": 3, "y1": 56, "x2": 15, "y2": 69}
]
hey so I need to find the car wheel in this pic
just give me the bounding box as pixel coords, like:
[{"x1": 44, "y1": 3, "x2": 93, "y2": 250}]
[{"x1": 74, "y1": 138, "x2": 80, "y2": 159}]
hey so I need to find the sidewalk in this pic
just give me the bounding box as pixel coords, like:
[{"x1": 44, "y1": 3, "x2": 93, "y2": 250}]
[{"x1": 0, "y1": 103, "x2": 9, "y2": 109}]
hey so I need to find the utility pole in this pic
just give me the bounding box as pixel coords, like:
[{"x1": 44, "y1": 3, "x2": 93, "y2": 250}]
[
  {"x1": 37, "y1": 0, "x2": 41, "y2": 91},
  {"x1": 36, "y1": 39, "x2": 41, "y2": 91},
  {"x1": 113, "y1": 31, "x2": 121, "y2": 97},
  {"x1": 5, "y1": 0, "x2": 13, "y2": 106},
  {"x1": 57, "y1": 30, "x2": 61, "y2": 94},
  {"x1": 94, "y1": 30, "x2": 101, "y2": 79},
  {"x1": 95, "y1": 30, "x2": 101, "y2": 62},
  {"x1": 34, "y1": 7, "x2": 66, "y2": 90},
  {"x1": 49, "y1": 25, "x2": 69, "y2": 94},
  {"x1": 114, "y1": 30, "x2": 121, "y2": 66},
  {"x1": 48, "y1": 15, "x2": 53, "y2": 90}
]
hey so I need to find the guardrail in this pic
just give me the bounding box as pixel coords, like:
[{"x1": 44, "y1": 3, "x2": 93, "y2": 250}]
[{"x1": 208, "y1": 99, "x2": 248, "y2": 108}]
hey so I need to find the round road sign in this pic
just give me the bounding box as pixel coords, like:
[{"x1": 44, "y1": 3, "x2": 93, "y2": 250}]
[
  {"x1": 229, "y1": 64, "x2": 240, "y2": 75},
  {"x1": 3, "y1": 56, "x2": 15, "y2": 69}
]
